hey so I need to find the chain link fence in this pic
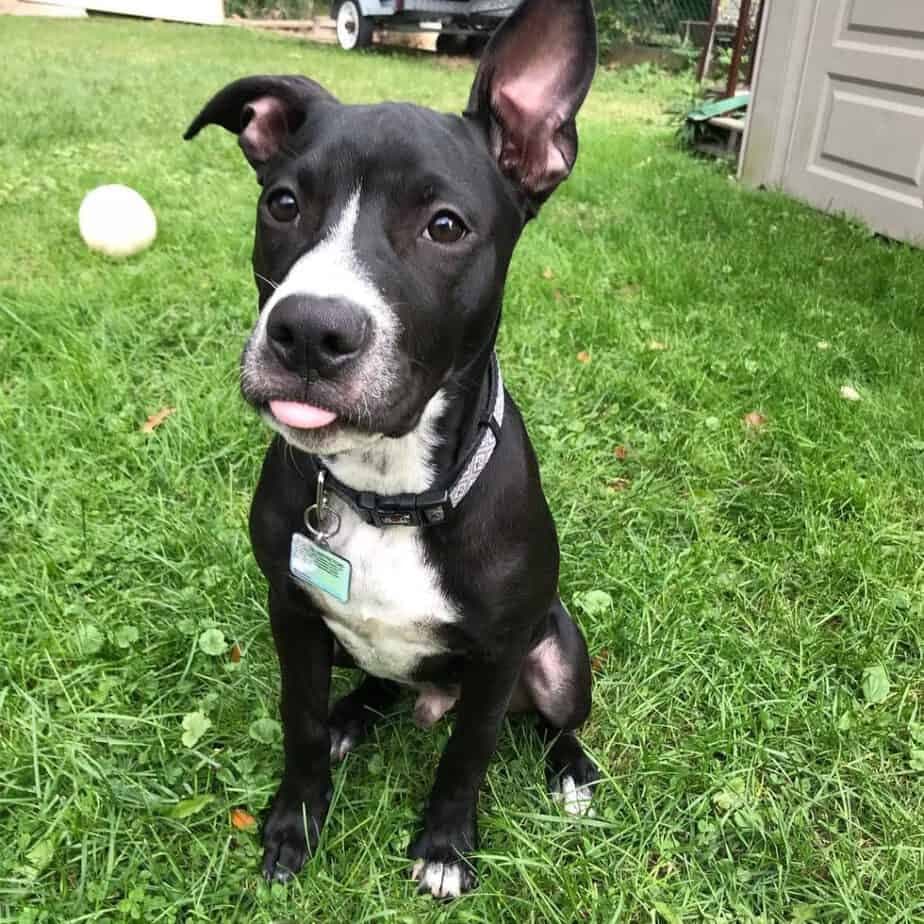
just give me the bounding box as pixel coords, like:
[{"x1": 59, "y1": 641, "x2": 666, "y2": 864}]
[
  {"x1": 596, "y1": 0, "x2": 713, "y2": 46},
  {"x1": 226, "y1": 0, "x2": 736, "y2": 57}
]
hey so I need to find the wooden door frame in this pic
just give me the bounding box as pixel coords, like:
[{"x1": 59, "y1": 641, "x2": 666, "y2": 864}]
[{"x1": 739, "y1": 0, "x2": 820, "y2": 187}]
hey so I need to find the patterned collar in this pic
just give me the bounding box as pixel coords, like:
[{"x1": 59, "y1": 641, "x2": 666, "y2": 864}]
[{"x1": 310, "y1": 354, "x2": 504, "y2": 528}]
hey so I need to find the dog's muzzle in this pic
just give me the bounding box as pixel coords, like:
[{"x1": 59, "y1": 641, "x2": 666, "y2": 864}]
[{"x1": 264, "y1": 295, "x2": 370, "y2": 381}]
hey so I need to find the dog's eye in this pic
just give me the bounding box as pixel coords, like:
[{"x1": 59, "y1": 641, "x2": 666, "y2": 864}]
[
  {"x1": 425, "y1": 210, "x2": 468, "y2": 245},
  {"x1": 267, "y1": 190, "x2": 299, "y2": 223}
]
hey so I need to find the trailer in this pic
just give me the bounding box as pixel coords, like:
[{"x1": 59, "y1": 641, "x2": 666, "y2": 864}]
[{"x1": 330, "y1": 0, "x2": 520, "y2": 52}]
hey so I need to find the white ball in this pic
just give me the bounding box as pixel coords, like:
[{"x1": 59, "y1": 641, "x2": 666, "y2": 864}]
[{"x1": 78, "y1": 184, "x2": 157, "y2": 258}]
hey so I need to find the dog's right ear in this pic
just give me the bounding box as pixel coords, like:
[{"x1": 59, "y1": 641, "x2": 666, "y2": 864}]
[{"x1": 184, "y1": 75, "x2": 337, "y2": 172}]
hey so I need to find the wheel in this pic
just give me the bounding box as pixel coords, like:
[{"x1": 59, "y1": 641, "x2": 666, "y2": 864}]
[
  {"x1": 335, "y1": 0, "x2": 373, "y2": 51},
  {"x1": 436, "y1": 32, "x2": 469, "y2": 55},
  {"x1": 465, "y1": 33, "x2": 490, "y2": 57}
]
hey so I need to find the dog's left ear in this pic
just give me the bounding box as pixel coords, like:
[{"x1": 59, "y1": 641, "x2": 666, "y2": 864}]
[
  {"x1": 465, "y1": 0, "x2": 596, "y2": 208},
  {"x1": 184, "y1": 75, "x2": 337, "y2": 173}
]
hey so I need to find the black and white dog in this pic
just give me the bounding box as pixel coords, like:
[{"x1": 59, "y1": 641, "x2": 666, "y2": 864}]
[{"x1": 185, "y1": 0, "x2": 598, "y2": 898}]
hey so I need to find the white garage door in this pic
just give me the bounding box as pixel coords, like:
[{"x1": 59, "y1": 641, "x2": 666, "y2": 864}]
[{"x1": 742, "y1": 0, "x2": 924, "y2": 246}]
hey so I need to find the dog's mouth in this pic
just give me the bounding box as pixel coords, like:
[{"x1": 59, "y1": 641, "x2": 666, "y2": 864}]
[
  {"x1": 266, "y1": 400, "x2": 338, "y2": 430},
  {"x1": 256, "y1": 395, "x2": 380, "y2": 456}
]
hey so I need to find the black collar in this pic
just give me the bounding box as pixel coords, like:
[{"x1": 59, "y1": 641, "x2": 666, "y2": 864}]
[{"x1": 310, "y1": 354, "x2": 504, "y2": 528}]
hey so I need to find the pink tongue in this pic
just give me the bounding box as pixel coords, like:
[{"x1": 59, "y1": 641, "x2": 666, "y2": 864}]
[{"x1": 269, "y1": 400, "x2": 337, "y2": 429}]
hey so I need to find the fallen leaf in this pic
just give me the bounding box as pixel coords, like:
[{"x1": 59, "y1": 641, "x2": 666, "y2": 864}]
[
  {"x1": 230, "y1": 807, "x2": 257, "y2": 831},
  {"x1": 229, "y1": 642, "x2": 242, "y2": 663},
  {"x1": 613, "y1": 445, "x2": 628, "y2": 460},
  {"x1": 573, "y1": 589, "x2": 613, "y2": 616},
  {"x1": 742, "y1": 411, "x2": 767, "y2": 429},
  {"x1": 591, "y1": 649, "x2": 610, "y2": 672},
  {"x1": 113, "y1": 624, "x2": 140, "y2": 649},
  {"x1": 541, "y1": 267, "x2": 555, "y2": 280},
  {"x1": 15, "y1": 835, "x2": 58, "y2": 882},
  {"x1": 141, "y1": 406, "x2": 175, "y2": 433},
  {"x1": 816, "y1": 340, "x2": 830, "y2": 350},
  {"x1": 181, "y1": 711, "x2": 212, "y2": 749},
  {"x1": 74, "y1": 624, "x2": 104, "y2": 656},
  {"x1": 651, "y1": 901, "x2": 682, "y2": 924},
  {"x1": 647, "y1": 339, "x2": 668, "y2": 351},
  {"x1": 617, "y1": 283, "x2": 640, "y2": 298},
  {"x1": 167, "y1": 794, "x2": 214, "y2": 819},
  {"x1": 576, "y1": 350, "x2": 591, "y2": 364},
  {"x1": 608, "y1": 477, "x2": 631, "y2": 492},
  {"x1": 791, "y1": 903, "x2": 818, "y2": 924},
  {"x1": 840, "y1": 385, "x2": 861, "y2": 401},
  {"x1": 862, "y1": 665, "x2": 890, "y2": 705},
  {"x1": 249, "y1": 717, "x2": 283, "y2": 744},
  {"x1": 198, "y1": 628, "x2": 227, "y2": 657}
]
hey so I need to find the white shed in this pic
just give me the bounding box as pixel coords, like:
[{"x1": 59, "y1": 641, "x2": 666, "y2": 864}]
[
  {"x1": 19, "y1": 0, "x2": 224, "y2": 24},
  {"x1": 740, "y1": 0, "x2": 924, "y2": 246}
]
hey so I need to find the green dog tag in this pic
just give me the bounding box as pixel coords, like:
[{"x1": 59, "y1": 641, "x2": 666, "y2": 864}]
[{"x1": 290, "y1": 532, "x2": 351, "y2": 604}]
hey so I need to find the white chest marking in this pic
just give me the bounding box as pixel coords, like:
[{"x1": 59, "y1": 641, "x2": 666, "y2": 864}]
[
  {"x1": 305, "y1": 505, "x2": 457, "y2": 682},
  {"x1": 297, "y1": 391, "x2": 459, "y2": 683}
]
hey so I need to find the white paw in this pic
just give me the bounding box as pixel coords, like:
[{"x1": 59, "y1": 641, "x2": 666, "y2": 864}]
[
  {"x1": 551, "y1": 775, "x2": 595, "y2": 816},
  {"x1": 329, "y1": 728, "x2": 358, "y2": 763},
  {"x1": 411, "y1": 859, "x2": 467, "y2": 899}
]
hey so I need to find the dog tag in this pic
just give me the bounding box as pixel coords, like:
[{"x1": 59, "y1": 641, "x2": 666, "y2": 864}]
[{"x1": 289, "y1": 532, "x2": 351, "y2": 604}]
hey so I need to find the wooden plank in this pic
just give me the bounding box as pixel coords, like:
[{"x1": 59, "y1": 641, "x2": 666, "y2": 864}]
[
  {"x1": 687, "y1": 93, "x2": 749, "y2": 122},
  {"x1": 709, "y1": 115, "x2": 746, "y2": 132}
]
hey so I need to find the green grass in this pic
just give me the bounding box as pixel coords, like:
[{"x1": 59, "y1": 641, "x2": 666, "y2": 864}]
[{"x1": 2, "y1": 16, "x2": 924, "y2": 924}]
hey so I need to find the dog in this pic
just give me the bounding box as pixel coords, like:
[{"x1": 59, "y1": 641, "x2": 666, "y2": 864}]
[{"x1": 185, "y1": 0, "x2": 598, "y2": 898}]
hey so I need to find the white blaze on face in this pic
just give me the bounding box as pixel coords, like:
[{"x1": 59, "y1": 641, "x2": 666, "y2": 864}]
[
  {"x1": 253, "y1": 187, "x2": 396, "y2": 345},
  {"x1": 245, "y1": 186, "x2": 401, "y2": 455}
]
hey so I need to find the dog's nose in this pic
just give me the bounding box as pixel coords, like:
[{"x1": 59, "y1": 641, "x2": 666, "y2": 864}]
[{"x1": 266, "y1": 295, "x2": 369, "y2": 379}]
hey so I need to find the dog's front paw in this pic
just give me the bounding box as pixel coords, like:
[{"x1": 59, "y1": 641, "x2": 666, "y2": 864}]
[
  {"x1": 262, "y1": 783, "x2": 330, "y2": 883},
  {"x1": 327, "y1": 701, "x2": 368, "y2": 764},
  {"x1": 410, "y1": 857, "x2": 476, "y2": 899},
  {"x1": 407, "y1": 810, "x2": 477, "y2": 899}
]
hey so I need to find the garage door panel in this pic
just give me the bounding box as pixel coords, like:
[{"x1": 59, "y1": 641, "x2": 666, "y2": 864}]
[
  {"x1": 819, "y1": 80, "x2": 924, "y2": 187},
  {"x1": 827, "y1": 35, "x2": 924, "y2": 86},
  {"x1": 782, "y1": 0, "x2": 924, "y2": 242},
  {"x1": 847, "y1": 0, "x2": 924, "y2": 39}
]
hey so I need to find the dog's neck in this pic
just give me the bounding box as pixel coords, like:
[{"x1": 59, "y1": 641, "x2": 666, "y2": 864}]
[{"x1": 320, "y1": 351, "x2": 495, "y2": 496}]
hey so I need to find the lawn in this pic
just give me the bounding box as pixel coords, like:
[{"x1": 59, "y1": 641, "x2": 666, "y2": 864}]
[{"x1": 2, "y1": 16, "x2": 923, "y2": 924}]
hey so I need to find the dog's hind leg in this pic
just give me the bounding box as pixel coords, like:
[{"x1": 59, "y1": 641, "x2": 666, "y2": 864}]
[
  {"x1": 328, "y1": 674, "x2": 400, "y2": 763},
  {"x1": 512, "y1": 598, "x2": 599, "y2": 815}
]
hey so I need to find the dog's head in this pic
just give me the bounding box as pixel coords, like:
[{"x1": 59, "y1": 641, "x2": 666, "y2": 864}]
[{"x1": 185, "y1": 0, "x2": 595, "y2": 455}]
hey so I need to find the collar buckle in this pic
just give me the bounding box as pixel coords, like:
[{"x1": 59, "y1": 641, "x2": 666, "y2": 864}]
[{"x1": 356, "y1": 489, "x2": 449, "y2": 528}]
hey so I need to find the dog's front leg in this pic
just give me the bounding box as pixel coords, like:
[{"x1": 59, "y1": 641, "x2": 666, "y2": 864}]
[
  {"x1": 262, "y1": 583, "x2": 334, "y2": 883},
  {"x1": 409, "y1": 653, "x2": 521, "y2": 898}
]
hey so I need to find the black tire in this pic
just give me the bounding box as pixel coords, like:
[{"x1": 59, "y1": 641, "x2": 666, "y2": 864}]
[
  {"x1": 335, "y1": 0, "x2": 373, "y2": 51},
  {"x1": 465, "y1": 33, "x2": 491, "y2": 57},
  {"x1": 436, "y1": 32, "x2": 469, "y2": 56}
]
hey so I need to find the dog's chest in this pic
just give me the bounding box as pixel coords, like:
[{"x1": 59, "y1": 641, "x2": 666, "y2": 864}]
[{"x1": 298, "y1": 498, "x2": 458, "y2": 682}]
